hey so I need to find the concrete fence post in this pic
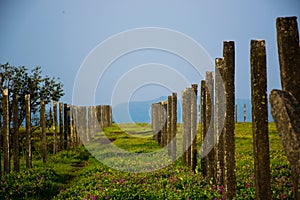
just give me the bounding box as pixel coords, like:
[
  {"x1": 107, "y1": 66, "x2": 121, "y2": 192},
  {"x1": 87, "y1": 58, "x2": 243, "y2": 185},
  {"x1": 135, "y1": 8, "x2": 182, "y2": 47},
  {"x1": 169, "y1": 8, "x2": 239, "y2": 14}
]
[
  {"x1": 215, "y1": 58, "x2": 226, "y2": 186},
  {"x1": 251, "y1": 39, "x2": 271, "y2": 200},
  {"x1": 25, "y1": 94, "x2": 31, "y2": 168},
  {"x1": 223, "y1": 41, "x2": 236, "y2": 199},
  {"x1": 2, "y1": 89, "x2": 9, "y2": 174},
  {"x1": 276, "y1": 16, "x2": 300, "y2": 104}
]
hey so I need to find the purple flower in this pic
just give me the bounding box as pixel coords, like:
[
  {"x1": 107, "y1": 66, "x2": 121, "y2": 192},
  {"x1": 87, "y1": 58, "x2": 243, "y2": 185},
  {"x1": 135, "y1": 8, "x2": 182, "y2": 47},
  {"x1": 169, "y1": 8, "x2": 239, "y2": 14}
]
[
  {"x1": 212, "y1": 185, "x2": 216, "y2": 191},
  {"x1": 219, "y1": 185, "x2": 225, "y2": 194},
  {"x1": 246, "y1": 182, "x2": 250, "y2": 188},
  {"x1": 280, "y1": 193, "x2": 287, "y2": 199},
  {"x1": 276, "y1": 165, "x2": 282, "y2": 170},
  {"x1": 105, "y1": 195, "x2": 109, "y2": 199}
]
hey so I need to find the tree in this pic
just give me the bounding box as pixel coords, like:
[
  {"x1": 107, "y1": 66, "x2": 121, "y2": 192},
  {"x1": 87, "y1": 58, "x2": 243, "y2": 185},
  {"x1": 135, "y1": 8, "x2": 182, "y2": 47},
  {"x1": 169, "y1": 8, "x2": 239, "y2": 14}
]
[{"x1": 0, "y1": 63, "x2": 64, "y2": 128}]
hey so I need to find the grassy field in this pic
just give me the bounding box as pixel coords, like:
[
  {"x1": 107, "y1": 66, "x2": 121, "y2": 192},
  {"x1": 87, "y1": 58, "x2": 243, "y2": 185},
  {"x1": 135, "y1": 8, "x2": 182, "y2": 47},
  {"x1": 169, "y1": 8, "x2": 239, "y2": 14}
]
[{"x1": 0, "y1": 123, "x2": 293, "y2": 199}]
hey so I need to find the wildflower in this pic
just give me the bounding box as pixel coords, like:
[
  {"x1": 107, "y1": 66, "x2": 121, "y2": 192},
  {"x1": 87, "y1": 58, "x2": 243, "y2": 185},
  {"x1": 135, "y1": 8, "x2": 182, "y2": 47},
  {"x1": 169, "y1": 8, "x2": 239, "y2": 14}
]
[
  {"x1": 212, "y1": 185, "x2": 216, "y2": 191},
  {"x1": 276, "y1": 165, "x2": 282, "y2": 170},
  {"x1": 246, "y1": 182, "x2": 250, "y2": 188},
  {"x1": 219, "y1": 185, "x2": 225, "y2": 195},
  {"x1": 91, "y1": 195, "x2": 97, "y2": 200}
]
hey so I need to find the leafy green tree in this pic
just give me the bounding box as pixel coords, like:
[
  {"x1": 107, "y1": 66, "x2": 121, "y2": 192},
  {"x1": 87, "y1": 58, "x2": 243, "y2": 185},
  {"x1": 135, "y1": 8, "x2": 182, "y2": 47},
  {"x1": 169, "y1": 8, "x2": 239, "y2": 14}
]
[{"x1": 0, "y1": 63, "x2": 64, "y2": 128}]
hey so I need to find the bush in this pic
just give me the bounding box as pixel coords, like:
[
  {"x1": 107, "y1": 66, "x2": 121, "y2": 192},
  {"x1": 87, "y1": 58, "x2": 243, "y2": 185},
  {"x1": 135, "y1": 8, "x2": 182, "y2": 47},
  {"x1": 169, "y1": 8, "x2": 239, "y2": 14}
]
[{"x1": 0, "y1": 168, "x2": 60, "y2": 199}]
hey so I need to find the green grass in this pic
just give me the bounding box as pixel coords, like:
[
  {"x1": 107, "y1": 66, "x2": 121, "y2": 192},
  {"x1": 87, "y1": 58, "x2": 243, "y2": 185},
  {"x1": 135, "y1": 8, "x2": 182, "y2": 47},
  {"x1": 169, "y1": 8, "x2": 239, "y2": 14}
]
[{"x1": 0, "y1": 123, "x2": 293, "y2": 199}]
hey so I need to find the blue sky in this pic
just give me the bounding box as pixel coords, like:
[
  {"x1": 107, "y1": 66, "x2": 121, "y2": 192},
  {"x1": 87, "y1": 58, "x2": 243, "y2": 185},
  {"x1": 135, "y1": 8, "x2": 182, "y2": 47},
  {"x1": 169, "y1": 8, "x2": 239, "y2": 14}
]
[{"x1": 0, "y1": 0, "x2": 299, "y2": 105}]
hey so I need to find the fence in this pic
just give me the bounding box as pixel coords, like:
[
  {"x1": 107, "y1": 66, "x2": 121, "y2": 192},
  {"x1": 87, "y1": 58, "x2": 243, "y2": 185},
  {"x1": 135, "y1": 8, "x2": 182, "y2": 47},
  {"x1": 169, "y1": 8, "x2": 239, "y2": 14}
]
[
  {"x1": 0, "y1": 95, "x2": 113, "y2": 175},
  {"x1": 150, "y1": 16, "x2": 300, "y2": 200}
]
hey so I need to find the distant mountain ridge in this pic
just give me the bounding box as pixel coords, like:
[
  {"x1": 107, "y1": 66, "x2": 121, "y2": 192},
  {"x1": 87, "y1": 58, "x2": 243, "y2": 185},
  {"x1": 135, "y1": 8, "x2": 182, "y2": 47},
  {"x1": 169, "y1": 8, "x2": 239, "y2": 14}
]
[{"x1": 113, "y1": 97, "x2": 274, "y2": 123}]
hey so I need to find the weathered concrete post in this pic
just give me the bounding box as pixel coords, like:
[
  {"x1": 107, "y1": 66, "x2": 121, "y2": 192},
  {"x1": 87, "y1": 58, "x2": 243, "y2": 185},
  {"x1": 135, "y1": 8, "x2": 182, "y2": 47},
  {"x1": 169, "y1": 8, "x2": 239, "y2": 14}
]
[
  {"x1": 235, "y1": 104, "x2": 238, "y2": 123},
  {"x1": 206, "y1": 72, "x2": 216, "y2": 182},
  {"x1": 158, "y1": 102, "x2": 165, "y2": 147},
  {"x1": 59, "y1": 102, "x2": 63, "y2": 151},
  {"x1": 251, "y1": 39, "x2": 271, "y2": 200},
  {"x1": 105, "y1": 105, "x2": 111, "y2": 127},
  {"x1": 182, "y1": 90, "x2": 188, "y2": 166},
  {"x1": 96, "y1": 105, "x2": 102, "y2": 131},
  {"x1": 215, "y1": 58, "x2": 226, "y2": 186},
  {"x1": 191, "y1": 84, "x2": 198, "y2": 172},
  {"x1": 101, "y1": 105, "x2": 105, "y2": 128},
  {"x1": 186, "y1": 89, "x2": 192, "y2": 168},
  {"x1": 151, "y1": 103, "x2": 158, "y2": 142},
  {"x1": 41, "y1": 99, "x2": 47, "y2": 163},
  {"x1": 276, "y1": 16, "x2": 300, "y2": 104},
  {"x1": 88, "y1": 106, "x2": 93, "y2": 141},
  {"x1": 156, "y1": 103, "x2": 162, "y2": 146},
  {"x1": 270, "y1": 90, "x2": 300, "y2": 200},
  {"x1": 102, "y1": 105, "x2": 108, "y2": 128},
  {"x1": 223, "y1": 41, "x2": 236, "y2": 199},
  {"x1": 151, "y1": 104, "x2": 155, "y2": 140},
  {"x1": 53, "y1": 101, "x2": 58, "y2": 154},
  {"x1": 0, "y1": 113, "x2": 2, "y2": 176},
  {"x1": 171, "y1": 93, "x2": 177, "y2": 162},
  {"x1": 167, "y1": 96, "x2": 172, "y2": 156},
  {"x1": 67, "y1": 104, "x2": 71, "y2": 148},
  {"x1": 93, "y1": 106, "x2": 98, "y2": 138},
  {"x1": 63, "y1": 104, "x2": 68, "y2": 149},
  {"x1": 2, "y1": 89, "x2": 10, "y2": 174},
  {"x1": 72, "y1": 106, "x2": 77, "y2": 147},
  {"x1": 109, "y1": 106, "x2": 112, "y2": 126},
  {"x1": 244, "y1": 104, "x2": 246, "y2": 123},
  {"x1": 162, "y1": 101, "x2": 168, "y2": 148},
  {"x1": 12, "y1": 93, "x2": 20, "y2": 172},
  {"x1": 200, "y1": 81, "x2": 207, "y2": 175},
  {"x1": 25, "y1": 94, "x2": 31, "y2": 168},
  {"x1": 78, "y1": 106, "x2": 87, "y2": 143}
]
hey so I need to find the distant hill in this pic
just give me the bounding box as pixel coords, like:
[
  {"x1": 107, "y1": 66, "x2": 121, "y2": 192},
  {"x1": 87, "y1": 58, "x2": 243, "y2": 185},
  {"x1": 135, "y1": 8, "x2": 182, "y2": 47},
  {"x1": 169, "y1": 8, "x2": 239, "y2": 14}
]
[{"x1": 113, "y1": 97, "x2": 274, "y2": 123}]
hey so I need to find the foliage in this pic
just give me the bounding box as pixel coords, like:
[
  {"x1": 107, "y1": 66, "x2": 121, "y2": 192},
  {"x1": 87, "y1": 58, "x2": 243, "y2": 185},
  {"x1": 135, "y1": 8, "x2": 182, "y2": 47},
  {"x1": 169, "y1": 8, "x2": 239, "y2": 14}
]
[
  {"x1": 55, "y1": 123, "x2": 293, "y2": 200},
  {"x1": 55, "y1": 161, "x2": 225, "y2": 200},
  {"x1": 0, "y1": 147, "x2": 89, "y2": 199},
  {"x1": 0, "y1": 63, "x2": 64, "y2": 129},
  {"x1": 0, "y1": 167, "x2": 60, "y2": 199},
  {"x1": 0, "y1": 123, "x2": 294, "y2": 199}
]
